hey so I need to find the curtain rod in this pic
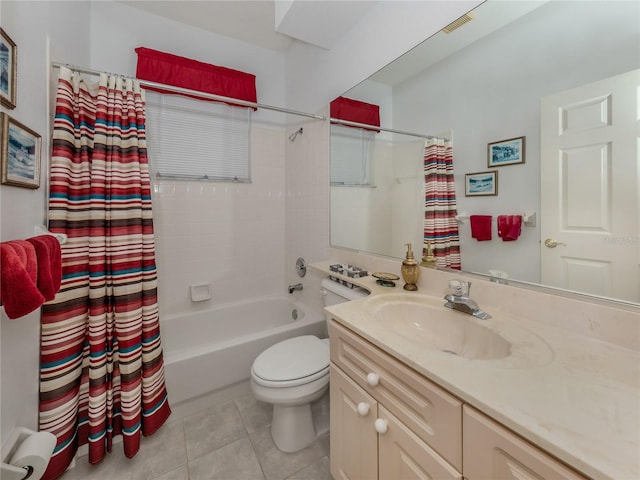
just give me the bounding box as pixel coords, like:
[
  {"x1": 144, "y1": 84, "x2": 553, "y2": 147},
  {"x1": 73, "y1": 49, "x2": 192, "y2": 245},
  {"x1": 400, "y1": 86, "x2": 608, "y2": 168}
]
[
  {"x1": 330, "y1": 118, "x2": 447, "y2": 141},
  {"x1": 51, "y1": 62, "x2": 326, "y2": 121}
]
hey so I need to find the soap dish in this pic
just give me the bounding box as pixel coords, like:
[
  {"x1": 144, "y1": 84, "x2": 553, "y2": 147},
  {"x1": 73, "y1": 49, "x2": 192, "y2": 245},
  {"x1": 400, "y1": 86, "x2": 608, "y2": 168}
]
[{"x1": 372, "y1": 272, "x2": 400, "y2": 287}]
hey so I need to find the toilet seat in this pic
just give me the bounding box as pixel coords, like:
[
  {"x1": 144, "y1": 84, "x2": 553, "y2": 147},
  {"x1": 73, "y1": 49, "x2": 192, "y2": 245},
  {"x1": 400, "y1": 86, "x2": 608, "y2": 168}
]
[{"x1": 252, "y1": 335, "x2": 329, "y2": 388}]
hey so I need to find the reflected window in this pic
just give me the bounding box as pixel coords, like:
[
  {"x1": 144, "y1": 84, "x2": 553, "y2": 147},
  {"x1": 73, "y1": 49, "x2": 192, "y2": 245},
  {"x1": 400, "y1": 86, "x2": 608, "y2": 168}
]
[{"x1": 330, "y1": 124, "x2": 375, "y2": 186}]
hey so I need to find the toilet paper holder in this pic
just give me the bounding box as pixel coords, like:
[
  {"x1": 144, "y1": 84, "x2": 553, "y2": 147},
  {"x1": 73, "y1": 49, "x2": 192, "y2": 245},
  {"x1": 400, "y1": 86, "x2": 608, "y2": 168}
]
[{"x1": 1, "y1": 428, "x2": 56, "y2": 480}]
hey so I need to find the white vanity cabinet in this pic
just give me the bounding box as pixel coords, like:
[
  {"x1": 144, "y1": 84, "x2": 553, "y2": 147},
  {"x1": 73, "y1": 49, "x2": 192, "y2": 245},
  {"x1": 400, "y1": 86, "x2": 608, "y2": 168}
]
[
  {"x1": 329, "y1": 320, "x2": 588, "y2": 480},
  {"x1": 329, "y1": 321, "x2": 463, "y2": 480}
]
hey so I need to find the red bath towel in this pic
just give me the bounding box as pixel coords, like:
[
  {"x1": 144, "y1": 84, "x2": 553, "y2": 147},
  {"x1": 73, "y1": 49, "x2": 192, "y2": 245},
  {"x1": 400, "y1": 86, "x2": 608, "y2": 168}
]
[
  {"x1": 27, "y1": 235, "x2": 63, "y2": 301},
  {"x1": 0, "y1": 241, "x2": 46, "y2": 319},
  {"x1": 470, "y1": 215, "x2": 492, "y2": 241},
  {"x1": 498, "y1": 215, "x2": 523, "y2": 241}
]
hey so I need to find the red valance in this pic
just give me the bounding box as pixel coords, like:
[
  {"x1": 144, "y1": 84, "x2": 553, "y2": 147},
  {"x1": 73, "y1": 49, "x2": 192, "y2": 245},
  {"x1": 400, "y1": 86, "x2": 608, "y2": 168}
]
[
  {"x1": 135, "y1": 47, "x2": 257, "y2": 108},
  {"x1": 330, "y1": 96, "x2": 380, "y2": 130}
]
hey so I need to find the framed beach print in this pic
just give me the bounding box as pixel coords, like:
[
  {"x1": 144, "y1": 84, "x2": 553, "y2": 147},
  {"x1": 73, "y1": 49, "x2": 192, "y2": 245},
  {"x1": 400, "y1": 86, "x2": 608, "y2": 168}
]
[
  {"x1": 1, "y1": 113, "x2": 41, "y2": 189},
  {"x1": 0, "y1": 28, "x2": 17, "y2": 110},
  {"x1": 487, "y1": 136, "x2": 525, "y2": 167},
  {"x1": 465, "y1": 171, "x2": 497, "y2": 197}
]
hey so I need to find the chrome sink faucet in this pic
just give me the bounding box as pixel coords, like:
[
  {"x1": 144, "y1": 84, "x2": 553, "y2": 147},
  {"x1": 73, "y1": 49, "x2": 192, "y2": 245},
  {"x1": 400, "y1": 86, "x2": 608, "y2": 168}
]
[{"x1": 444, "y1": 279, "x2": 491, "y2": 320}]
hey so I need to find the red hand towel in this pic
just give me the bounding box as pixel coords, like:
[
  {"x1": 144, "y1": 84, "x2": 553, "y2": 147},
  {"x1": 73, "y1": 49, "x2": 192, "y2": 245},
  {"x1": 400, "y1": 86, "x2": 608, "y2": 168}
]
[
  {"x1": 498, "y1": 215, "x2": 523, "y2": 241},
  {"x1": 27, "y1": 235, "x2": 62, "y2": 301},
  {"x1": 497, "y1": 215, "x2": 509, "y2": 240},
  {"x1": 9, "y1": 240, "x2": 39, "y2": 282},
  {"x1": 506, "y1": 215, "x2": 523, "y2": 241},
  {"x1": 0, "y1": 241, "x2": 46, "y2": 319},
  {"x1": 470, "y1": 215, "x2": 492, "y2": 241}
]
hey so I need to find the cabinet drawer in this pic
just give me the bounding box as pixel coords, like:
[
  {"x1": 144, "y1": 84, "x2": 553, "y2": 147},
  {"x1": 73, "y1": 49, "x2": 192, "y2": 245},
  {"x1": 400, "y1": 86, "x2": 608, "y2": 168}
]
[
  {"x1": 463, "y1": 405, "x2": 587, "y2": 480},
  {"x1": 330, "y1": 320, "x2": 463, "y2": 471}
]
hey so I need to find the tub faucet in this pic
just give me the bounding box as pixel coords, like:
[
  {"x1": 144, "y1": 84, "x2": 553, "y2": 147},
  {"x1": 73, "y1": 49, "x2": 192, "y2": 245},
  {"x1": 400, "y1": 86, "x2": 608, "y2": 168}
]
[
  {"x1": 288, "y1": 283, "x2": 303, "y2": 294},
  {"x1": 443, "y1": 280, "x2": 491, "y2": 320}
]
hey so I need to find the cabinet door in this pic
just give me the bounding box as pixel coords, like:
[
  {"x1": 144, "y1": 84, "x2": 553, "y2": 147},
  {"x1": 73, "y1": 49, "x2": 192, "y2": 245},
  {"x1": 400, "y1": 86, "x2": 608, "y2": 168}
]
[
  {"x1": 378, "y1": 405, "x2": 462, "y2": 480},
  {"x1": 463, "y1": 406, "x2": 587, "y2": 480},
  {"x1": 330, "y1": 320, "x2": 463, "y2": 470},
  {"x1": 330, "y1": 364, "x2": 378, "y2": 480}
]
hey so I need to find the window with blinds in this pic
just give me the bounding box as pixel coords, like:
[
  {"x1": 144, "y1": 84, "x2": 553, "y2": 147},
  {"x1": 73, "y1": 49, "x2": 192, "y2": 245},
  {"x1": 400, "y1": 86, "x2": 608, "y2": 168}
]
[
  {"x1": 330, "y1": 124, "x2": 375, "y2": 186},
  {"x1": 145, "y1": 91, "x2": 252, "y2": 182}
]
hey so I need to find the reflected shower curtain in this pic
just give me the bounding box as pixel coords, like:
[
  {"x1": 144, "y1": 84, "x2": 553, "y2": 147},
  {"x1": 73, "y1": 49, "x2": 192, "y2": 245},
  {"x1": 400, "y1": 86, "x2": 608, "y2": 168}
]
[
  {"x1": 424, "y1": 138, "x2": 461, "y2": 269},
  {"x1": 39, "y1": 66, "x2": 171, "y2": 479}
]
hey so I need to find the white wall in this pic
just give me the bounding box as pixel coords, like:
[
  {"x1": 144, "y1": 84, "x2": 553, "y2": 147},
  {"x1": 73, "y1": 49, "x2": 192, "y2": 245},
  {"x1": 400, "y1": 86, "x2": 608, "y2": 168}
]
[
  {"x1": 283, "y1": 109, "x2": 331, "y2": 310},
  {"x1": 391, "y1": 0, "x2": 639, "y2": 282},
  {"x1": 284, "y1": 0, "x2": 482, "y2": 114},
  {"x1": 152, "y1": 126, "x2": 287, "y2": 315},
  {"x1": 0, "y1": 0, "x2": 90, "y2": 444}
]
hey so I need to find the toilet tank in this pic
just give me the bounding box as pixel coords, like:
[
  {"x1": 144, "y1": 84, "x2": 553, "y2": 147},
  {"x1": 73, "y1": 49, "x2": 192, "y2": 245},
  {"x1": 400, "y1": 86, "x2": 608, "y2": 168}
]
[{"x1": 321, "y1": 278, "x2": 369, "y2": 306}]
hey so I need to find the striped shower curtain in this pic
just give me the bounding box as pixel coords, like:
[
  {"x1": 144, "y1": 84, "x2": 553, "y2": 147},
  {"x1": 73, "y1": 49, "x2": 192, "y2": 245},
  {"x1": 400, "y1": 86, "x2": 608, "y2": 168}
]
[
  {"x1": 424, "y1": 138, "x2": 461, "y2": 269},
  {"x1": 40, "y1": 66, "x2": 171, "y2": 479}
]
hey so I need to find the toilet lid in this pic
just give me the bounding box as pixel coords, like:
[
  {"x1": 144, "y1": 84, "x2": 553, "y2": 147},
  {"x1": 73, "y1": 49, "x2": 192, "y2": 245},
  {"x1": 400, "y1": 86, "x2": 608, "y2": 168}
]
[{"x1": 252, "y1": 335, "x2": 329, "y2": 387}]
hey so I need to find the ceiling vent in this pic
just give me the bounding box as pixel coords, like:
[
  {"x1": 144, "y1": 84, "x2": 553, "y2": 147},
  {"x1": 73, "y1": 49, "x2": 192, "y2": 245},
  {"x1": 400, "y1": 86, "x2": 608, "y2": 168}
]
[{"x1": 442, "y1": 12, "x2": 475, "y2": 33}]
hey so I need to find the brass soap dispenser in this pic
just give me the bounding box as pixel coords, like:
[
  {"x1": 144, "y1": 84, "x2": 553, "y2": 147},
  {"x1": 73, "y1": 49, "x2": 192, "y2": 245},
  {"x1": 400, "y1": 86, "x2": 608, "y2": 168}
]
[{"x1": 401, "y1": 243, "x2": 420, "y2": 291}]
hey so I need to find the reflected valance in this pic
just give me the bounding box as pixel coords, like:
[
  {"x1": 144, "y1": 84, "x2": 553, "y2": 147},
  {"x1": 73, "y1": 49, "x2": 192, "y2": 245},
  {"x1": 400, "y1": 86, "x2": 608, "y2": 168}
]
[
  {"x1": 330, "y1": 96, "x2": 380, "y2": 130},
  {"x1": 135, "y1": 47, "x2": 257, "y2": 108}
]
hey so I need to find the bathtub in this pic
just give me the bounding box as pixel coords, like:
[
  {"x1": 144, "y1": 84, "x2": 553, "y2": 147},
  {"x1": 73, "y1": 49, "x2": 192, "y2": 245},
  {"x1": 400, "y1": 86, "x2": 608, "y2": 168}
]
[{"x1": 160, "y1": 296, "x2": 327, "y2": 404}]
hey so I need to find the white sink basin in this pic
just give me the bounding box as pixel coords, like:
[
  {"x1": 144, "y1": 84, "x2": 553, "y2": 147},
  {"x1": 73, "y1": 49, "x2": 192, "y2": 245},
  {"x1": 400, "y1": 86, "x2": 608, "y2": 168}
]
[{"x1": 361, "y1": 293, "x2": 511, "y2": 360}]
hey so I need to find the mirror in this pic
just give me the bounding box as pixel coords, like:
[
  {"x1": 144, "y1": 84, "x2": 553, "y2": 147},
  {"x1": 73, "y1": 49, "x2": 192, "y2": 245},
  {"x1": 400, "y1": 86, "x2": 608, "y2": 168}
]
[{"x1": 330, "y1": 0, "x2": 639, "y2": 304}]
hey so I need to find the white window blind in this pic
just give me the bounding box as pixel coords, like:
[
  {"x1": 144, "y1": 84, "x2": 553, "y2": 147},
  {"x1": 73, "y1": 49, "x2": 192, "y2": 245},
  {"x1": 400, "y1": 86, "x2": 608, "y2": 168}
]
[
  {"x1": 145, "y1": 91, "x2": 251, "y2": 182},
  {"x1": 330, "y1": 124, "x2": 375, "y2": 186}
]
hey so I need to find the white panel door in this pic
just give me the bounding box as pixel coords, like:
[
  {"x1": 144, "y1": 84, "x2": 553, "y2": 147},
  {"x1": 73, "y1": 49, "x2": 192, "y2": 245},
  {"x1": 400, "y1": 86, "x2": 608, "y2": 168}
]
[{"x1": 540, "y1": 69, "x2": 639, "y2": 302}]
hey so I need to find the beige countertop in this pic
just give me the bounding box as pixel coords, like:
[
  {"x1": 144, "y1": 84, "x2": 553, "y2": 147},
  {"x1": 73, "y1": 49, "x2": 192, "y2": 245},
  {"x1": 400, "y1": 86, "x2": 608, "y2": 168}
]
[{"x1": 312, "y1": 261, "x2": 640, "y2": 480}]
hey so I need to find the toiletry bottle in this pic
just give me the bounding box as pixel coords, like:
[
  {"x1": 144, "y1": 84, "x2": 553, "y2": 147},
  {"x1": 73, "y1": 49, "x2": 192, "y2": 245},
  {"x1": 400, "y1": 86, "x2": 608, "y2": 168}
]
[
  {"x1": 401, "y1": 243, "x2": 420, "y2": 291},
  {"x1": 421, "y1": 240, "x2": 437, "y2": 268}
]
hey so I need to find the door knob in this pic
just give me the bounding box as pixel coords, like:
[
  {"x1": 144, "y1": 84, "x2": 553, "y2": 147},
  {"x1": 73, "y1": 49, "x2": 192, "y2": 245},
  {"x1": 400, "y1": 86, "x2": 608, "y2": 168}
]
[
  {"x1": 357, "y1": 402, "x2": 370, "y2": 416},
  {"x1": 544, "y1": 238, "x2": 567, "y2": 248}
]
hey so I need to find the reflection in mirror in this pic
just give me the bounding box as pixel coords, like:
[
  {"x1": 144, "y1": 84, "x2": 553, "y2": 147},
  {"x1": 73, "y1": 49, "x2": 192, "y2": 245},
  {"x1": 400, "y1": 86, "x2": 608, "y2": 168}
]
[
  {"x1": 329, "y1": 0, "x2": 639, "y2": 304},
  {"x1": 330, "y1": 124, "x2": 425, "y2": 259}
]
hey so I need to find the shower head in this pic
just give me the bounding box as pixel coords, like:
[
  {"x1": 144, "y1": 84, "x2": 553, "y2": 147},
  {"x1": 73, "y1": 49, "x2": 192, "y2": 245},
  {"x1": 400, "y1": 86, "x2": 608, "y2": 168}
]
[{"x1": 289, "y1": 127, "x2": 303, "y2": 142}]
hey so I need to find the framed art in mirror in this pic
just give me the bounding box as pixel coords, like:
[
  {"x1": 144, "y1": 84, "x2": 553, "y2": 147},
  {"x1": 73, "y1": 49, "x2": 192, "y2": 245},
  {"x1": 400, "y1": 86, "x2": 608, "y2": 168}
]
[
  {"x1": 487, "y1": 136, "x2": 525, "y2": 167},
  {"x1": 465, "y1": 171, "x2": 497, "y2": 197},
  {"x1": 1, "y1": 113, "x2": 41, "y2": 189},
  {"x1": 0, "y1": 28, "x2": 17, "y2": 110}
]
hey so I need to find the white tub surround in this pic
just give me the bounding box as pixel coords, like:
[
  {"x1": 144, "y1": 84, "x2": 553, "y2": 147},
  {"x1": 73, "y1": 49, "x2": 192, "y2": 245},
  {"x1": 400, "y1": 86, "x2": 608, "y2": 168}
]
[
  {"x1": 311, "y1": 261, "x2": 640, "y2": 480},
  {"x1": 161, "y1": 296, "x2": 326, "y2": 405}
]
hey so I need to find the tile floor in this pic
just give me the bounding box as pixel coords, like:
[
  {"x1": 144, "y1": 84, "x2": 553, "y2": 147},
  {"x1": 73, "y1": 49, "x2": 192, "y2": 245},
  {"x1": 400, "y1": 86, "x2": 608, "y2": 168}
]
[{"x1": 58, "y1": 392, "x2": 332, "y2": 480}]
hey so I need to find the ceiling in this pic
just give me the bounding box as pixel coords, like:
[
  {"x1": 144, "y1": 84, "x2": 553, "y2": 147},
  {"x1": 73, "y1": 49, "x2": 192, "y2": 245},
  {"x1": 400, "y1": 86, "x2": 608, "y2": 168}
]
[
  {"x1": 118, "y1": 0, "x2": 378, "y2": 53},
  {"x1": 369, "y1": 1, "x2": 548, "y2": 86}
]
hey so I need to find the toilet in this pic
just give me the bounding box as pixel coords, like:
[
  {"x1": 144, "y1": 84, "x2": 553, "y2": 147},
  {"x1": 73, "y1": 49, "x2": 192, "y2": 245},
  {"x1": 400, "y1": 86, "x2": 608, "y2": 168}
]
[{"x1": 250, "y1": 278, "x2": 368, "y2": 452}]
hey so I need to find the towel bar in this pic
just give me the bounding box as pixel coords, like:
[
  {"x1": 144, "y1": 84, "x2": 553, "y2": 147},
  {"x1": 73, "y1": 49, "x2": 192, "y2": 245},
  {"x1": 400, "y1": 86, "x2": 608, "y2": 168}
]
[{"x1": 34, "y1": 225, "x2": 67, "y2": 244}]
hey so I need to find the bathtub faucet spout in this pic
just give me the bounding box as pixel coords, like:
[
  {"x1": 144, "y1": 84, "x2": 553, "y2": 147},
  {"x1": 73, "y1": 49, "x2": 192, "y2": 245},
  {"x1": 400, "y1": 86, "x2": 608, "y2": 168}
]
[{"x1": 288, "y1": 283, "x2": 303, "y2": 294}]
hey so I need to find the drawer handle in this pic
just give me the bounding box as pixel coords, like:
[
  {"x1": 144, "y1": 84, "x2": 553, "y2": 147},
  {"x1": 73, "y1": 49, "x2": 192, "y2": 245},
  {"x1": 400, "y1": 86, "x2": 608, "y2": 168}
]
[
  {"x1": 357, "y1": 402, "x2": 370, "y2": 416},
  {"x1": 366, "y1": 372, "x2": 380, "y2": 387},
  {"x1": 374, "y1": 418, "x2": 388, "y2": 434}
]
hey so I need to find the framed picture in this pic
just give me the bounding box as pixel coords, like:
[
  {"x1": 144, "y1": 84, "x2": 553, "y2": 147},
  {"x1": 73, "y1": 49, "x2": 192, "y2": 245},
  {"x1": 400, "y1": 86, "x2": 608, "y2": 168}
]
[
  {"x1": 487, "y1": 136, "x2": 525, "y2": 167},
  {"x1": 1, "y1": 113, "x2": 41, "y2": 189},
  {"x1": 465, "y1": 170, "x2": 498, "y2": 197},
  {"x1": 0, "y1": 28, "x2": 17, "y2": 110}
]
